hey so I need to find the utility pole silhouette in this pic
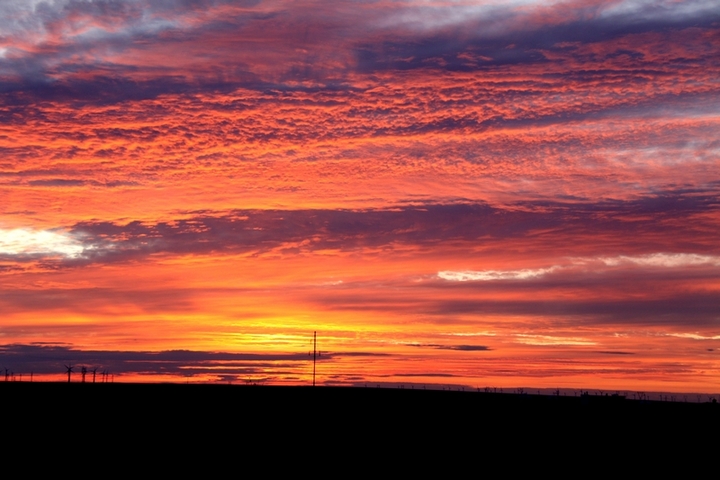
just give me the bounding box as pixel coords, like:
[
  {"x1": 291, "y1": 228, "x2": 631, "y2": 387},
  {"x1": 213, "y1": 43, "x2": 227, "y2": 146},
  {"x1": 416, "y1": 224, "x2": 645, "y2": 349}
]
[
  {"x1": 310, "y1": 331, "x2": 321, "y2": 387},
  {"x1": 65, "y1": 365, "x2": 74, "y2": 383}
]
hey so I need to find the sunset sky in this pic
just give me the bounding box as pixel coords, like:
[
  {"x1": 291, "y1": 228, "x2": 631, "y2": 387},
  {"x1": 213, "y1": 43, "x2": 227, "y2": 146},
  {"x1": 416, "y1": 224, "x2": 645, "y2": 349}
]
[{"x1": 1, "y1": 0, "x2": 719, "y2": 393}]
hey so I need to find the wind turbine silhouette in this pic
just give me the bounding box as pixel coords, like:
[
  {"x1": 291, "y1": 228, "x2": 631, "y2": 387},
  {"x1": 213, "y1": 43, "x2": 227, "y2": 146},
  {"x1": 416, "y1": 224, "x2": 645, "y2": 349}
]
[
  {"x1": 92, "y1": 367, "x2": 98, "y2": 383},
  {"x1": 65, "y1": 364, "x2": 74, "y2": 383}
]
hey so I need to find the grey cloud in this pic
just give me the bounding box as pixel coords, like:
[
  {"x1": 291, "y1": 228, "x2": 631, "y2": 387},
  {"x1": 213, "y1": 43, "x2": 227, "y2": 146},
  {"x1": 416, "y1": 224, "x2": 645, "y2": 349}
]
[
  {"x1": 355, "y1": 5, "x2": 720, "y2": 73},
  {"x1": 28, "y1": 178, "x2": 86, "y2": 187},
  {"x1": 0, "y1": 286, "x2": 200, "y2": 314},
  {"x1": 409, "y1": 343, "x2": 491, "y2": 352},
  {"x1": 2, "y1": 0, "x2": 717, "y2": 108},
  {"x1": 307, "y1": 285, "x2": 720, "y2": 329},
  {"x1": 427, "y1": 293, "x2": 720, "y2": 326},
  {"x1": 0, "y1": 342, "x2": 327, "y2": 378},
  {"x1": 0, "y1": 191, "x2": 711, "y2": 264},
  {"x1": 24, "y1": 178, "x2": 138, "y2": 187}
]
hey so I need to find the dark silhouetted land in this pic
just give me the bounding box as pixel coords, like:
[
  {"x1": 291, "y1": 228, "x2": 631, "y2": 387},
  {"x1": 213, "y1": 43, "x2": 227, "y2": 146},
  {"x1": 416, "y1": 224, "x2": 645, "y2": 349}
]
[{"x1": 4, "y1": 382, "x2": 717, "y2": 440}]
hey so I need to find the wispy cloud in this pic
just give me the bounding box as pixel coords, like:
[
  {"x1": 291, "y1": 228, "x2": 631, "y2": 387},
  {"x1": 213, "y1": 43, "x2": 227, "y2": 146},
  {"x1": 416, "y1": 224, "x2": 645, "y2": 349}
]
[
  {"x1": 514, "y1": 334, "x2": 596, "y2": 346},
  {"x1": 438, "y1": 267, "x2": 560, "y2": 282},
  {"x1": 596, "y1": 253, "x2": 720, "y2": 268},
  {"x1": 438, "y1": 252, "x2": 720, "y2": 282},
  {"x1": 407, "y1": 343, "x2": 491, "y2": 351},
  {"x1": 663, "y1": 333, "x2": 720, "y2": 341}
]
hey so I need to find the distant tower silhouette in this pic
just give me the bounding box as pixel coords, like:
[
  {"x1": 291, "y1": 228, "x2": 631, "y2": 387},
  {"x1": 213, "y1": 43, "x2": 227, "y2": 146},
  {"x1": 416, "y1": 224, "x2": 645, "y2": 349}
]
[
  {"x1": 65, "y1": 365, "x2": 74, "y2": 383},
  {"x1": 313, "y1": 331, "x2": 317, "y2": 386},
  {"x1": 81, "y1": 366, "x2": 87, "y2": 383},
  {"x1": 92, "y1": 367, "x2": 98, "y2": 383},
  {"x1": 309, "y1": 331, "x2": 322, "y2": 387}
]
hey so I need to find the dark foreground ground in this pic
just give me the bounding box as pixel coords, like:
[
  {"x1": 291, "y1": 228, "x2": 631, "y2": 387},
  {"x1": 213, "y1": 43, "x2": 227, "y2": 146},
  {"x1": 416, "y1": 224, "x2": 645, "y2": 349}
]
[
  {"x1": 3, "y1": 382, "x2": 718, "y2": 460},
  {"x1": 3, "y1": 382, "x2": 718, "y2": 424}
]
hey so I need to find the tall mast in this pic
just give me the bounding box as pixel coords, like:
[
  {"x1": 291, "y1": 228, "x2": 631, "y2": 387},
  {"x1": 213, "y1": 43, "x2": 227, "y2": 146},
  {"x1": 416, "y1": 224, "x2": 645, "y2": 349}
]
[{"x1": 313, "y1": 331, "x2": 317, "y2": 387}]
